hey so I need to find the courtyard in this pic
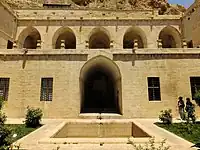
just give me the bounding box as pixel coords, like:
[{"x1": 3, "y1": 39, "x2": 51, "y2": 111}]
[
  {"x1": 5, "y1": 118, "x2": 196, "y2": 150},
  {"x1": 0, "y1": 0, "x2": 200, "y2": 149}
]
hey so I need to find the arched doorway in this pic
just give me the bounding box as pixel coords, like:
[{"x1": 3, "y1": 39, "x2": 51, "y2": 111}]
[
  {"x1": 80, "y1": 56, "x2": 122, "y2": 114},
  {"x1": 123, "y1": 26, "x2": 147, "y2": 49},
  {"x1": 159, "y1": 26, "x2": 181, "y2": 48},
  {"x1": 18, "y1": 27, "x2": 41, "y2": 49},
  {"x1": 52, "y1": 27, "x2": 76, "y2": 49},
  {"x1": 89, "y1": 28, "x2": 110, "y2": 49}
]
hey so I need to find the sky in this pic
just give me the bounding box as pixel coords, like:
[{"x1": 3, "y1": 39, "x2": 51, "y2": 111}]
[{"x1": 168, "y1": 0, "x2": 195, "y2": 8}]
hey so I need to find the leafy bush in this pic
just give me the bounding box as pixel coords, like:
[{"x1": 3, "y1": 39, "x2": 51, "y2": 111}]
[
  {"x1": 159, "y1": 109, "x2": 172, "y2": 124},
  {"x1": 128, "y1": 137, "x2": 170, "y2": 150},
  {"x1": 0, "y1": 96, "x2": 4, "y2": 110},
  {"x1": 194, "y1": 90, "x2": 200, "y2": 106},
  {"x1": 0, "y1": 96, "x2": 12, "y2": 150},
  {"x1": 0, "y1": 96, "x2": 6, "y2": 125},
  {"x1": 0, "y1": 112, "x2": 7, "y2": 125},
  {"x1": 0, "y1": 125, "x2": 12, "y2": 150},
  {"x1": 25, "y1": 107, "x2": 43, "y2": 128}
]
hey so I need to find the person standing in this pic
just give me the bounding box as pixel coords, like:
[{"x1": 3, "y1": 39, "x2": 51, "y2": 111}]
[
  {"x1": 177, "y1": 96, "x2": 185, "y2": 120},
  {"x1": 185, "y1": 98, "x2": 196, "y2": 123}
]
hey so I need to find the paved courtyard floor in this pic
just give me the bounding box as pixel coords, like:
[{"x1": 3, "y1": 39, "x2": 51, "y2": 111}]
[{"x1": 6, "y1": 118, "x2": 197, "y2": 150}]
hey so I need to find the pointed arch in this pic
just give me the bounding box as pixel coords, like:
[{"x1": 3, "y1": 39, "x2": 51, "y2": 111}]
[
  {"x1": 88, "y1": 27, "x2": 111, "y2": 49},
  {"x1": 123, "y1": 26, "x2": 147, "y2": 49},
  {"x1": 159, "y1": 26, "x2": 182, "y2": 48},
  {"x1": 80, "y1": 56, "x2": 122, "y2": 114},
  {"x1": 52, "y1": 27, "x2": 76, "y2": 49},
  {"x1": 17, "y1": 26, "x2": 41, "y2": 49}
]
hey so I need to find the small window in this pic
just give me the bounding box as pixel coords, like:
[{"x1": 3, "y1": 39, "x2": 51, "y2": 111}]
[
  {"x1": 148, "y1": 77, "x2": 161, "y2": 101},
  {"x1": 0, "y1": 78, "x2": 10, "y2": 101},
  {"x1": 7, "y1": 40, "x2": 13, "y2": 49},
  {"x1": 190, "y1": 77, "x2": 200, "y2": 100},
  {"x1": 40, "y1": 78, "x2": 53, "y2": 101}
]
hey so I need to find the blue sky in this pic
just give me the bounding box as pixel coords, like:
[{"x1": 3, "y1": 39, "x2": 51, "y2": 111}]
[{"x1": 168, "y1": 0, "x2": 194, "y2": 8}]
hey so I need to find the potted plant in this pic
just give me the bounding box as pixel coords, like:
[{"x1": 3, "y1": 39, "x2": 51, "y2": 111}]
[{"x1": 159, "y1": 109, "x2": 172, "y2": 124}]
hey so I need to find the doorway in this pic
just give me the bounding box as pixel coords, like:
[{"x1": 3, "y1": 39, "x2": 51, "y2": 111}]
[{"x1": 80, "y1": 56, "x2": 122, "y2": 114}]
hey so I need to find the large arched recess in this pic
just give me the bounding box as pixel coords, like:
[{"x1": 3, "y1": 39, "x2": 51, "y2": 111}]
[
  {"x1": 123, "y1": 26, "x2": 147, "y2": 49},
  {"x1": 89, "y1": 27, "x2": 110, "y2": 49},
  {"x1": 17, "y1": 27, "x2": 41, "y2": 49},
  {"x1": 80, "y1": 56, "x2": 122, "y2": 114},
  {"x1": 52, "y1": 27, "x2": 76, "y2": 49},
  {"x1": 159, "y1": 26, "x2": 182, "y2": 48}
]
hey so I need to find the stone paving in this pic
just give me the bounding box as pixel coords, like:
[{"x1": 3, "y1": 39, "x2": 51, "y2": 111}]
[{"x1": 6, "y1": 118, "x2": 198, "y2": 150}]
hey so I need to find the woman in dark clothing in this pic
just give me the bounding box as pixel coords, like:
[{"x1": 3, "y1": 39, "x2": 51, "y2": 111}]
[{"x1": 185, "y1": 98, "x2": 196, "y2": 123}]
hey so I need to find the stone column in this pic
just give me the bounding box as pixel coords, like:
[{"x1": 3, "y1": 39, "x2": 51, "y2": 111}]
[
  {"x1": 182, "y1": 39, "x2": 187, "y2": 48},
  {"x1": 110, "y1": 40, "x2": 114, "y2": 48},
  {"x1": 134, "y1": 39, "x2": 138, "y2": 49},
  {"x1": 85, "y1": 40, "x2": 89, "y2": 49},
  {"x1": 13, "y1": 41, "x2": 17, "y2": 49},
  {"x1": 157, "y1": 39, "x2": 162, "y2": 48},
  {"x1": 36, "y1": 40, "x2": 41, "y2": 49},
  {"x1": 61, "y1": 40, "x2": 65, "y2": 49}
]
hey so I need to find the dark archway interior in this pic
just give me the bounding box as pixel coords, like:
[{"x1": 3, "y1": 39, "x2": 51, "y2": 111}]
[
  {"x1": 81, "y1": 66, "x2": 119, "y2": 113},
  {"x1": 89, "y1": 31, "x2": 110, "y2": 49},
  {"x1": 159, "y1": 31, "x2": 176, "y2": 48},
  {"x1": 23, "y1": 30, "x2": 41, "y2": 49},
  {"x1": 187, "y1": 40, "x2": 193, "y2": 48},
  {"x1": 123, "y1": 31, "x2": 144, "y2": 49},
  {"x1": 55, "y1": 31, "x2": 76, "y2": 49}
]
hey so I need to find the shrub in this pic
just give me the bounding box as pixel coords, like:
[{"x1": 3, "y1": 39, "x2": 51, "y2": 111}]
[
  {"x1": 0, "y1": 96, "x2": 6, "y2": 125},
  {"x1": 159, "y1": 109, "x2": 172, "y2": 124},
  {"x1": 0, "y1": 96, "x2": 12, "y2": 150},
  {"x1": 0, "y1": 125, "x2": 12, "y2": 150},
  {"x1": 0, "y1": 96, "x2": 4, "y2": 110},
  {"x1": 128, "y1": 137, "x2": 170, "y2": 150},
  {"x1": 0, "y1": 112, "x2": 7, "y2": 125},
  {"x1": 194, "y1": 90, "x2": 200, "y2": 106},
  {"x1": 25, "y1": 107, "x2": 43, "y2": 128}
]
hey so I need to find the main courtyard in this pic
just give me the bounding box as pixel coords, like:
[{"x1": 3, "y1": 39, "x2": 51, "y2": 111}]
[
  {"x1": 1, "y1": 0, "x2": 200, "y2": 149},
  {"x1": 0, "y1": 0, "x2": 200, "y2": 119}
]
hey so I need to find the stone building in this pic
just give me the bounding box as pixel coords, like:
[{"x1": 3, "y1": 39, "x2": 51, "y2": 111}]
[{"x1": 0, "y1": 0, "x2": 200, "y2": 119}]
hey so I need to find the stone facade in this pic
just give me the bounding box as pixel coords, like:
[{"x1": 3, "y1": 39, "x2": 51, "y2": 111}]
[
  {"x1": 0, "y1": 1, "x2": 200, "y2": 118},
  {"x1": 0, "y1": 2, "x2": 17, "y2": 48},
  {"x1": 183, "y1": 0, "x2": 200, "y2": 47}
]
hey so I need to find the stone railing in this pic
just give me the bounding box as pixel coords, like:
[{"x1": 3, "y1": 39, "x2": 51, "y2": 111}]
[
  {"x1": 0, "y1": 48, "x2": 200, "y2": 63},
  {"x1": 1, "y1": 48, "x2": 200, "y2": 54},
  {"x1": 15, "y1": 9, "x2": 181, "y2": 20}
]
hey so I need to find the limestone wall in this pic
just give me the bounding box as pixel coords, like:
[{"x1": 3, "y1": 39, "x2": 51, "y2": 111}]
[
  {"x1": 1, "y1": 49, "x2": 200, "y2": 118},
  {"x1": 0, "y1": 7, "x2": 197, "y2": 119},
  {"x1": 183, "y1": 0, "x2": 200, "y2": 47},
  {"x1": 0, "y1": 2, "x2": 17, "y2": 48}
]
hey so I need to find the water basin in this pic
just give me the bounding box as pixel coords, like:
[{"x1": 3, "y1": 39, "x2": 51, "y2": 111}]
[{"x1": 52, "y1": 121, "x2": 150, "y2": 138}]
